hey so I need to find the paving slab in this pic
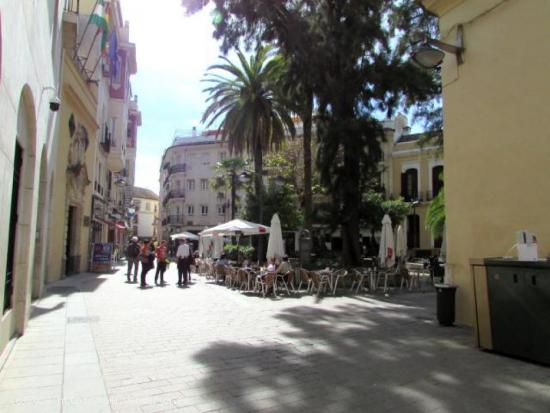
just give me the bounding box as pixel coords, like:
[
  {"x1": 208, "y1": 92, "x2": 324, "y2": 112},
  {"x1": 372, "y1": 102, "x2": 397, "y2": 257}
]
[{"x1": 0, "y1": 264, "x2": 549, "y2": 412}]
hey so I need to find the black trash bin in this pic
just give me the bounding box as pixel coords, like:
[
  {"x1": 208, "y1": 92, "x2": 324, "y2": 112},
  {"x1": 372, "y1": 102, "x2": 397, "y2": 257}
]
[{"x1": 435, "y1": 284, "x2": 457, "y2": 326}]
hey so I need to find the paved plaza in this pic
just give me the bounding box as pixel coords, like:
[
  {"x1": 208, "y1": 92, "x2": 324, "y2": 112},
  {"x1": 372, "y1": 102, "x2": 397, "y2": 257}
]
[{"x1": 0, "y1": 264, "x2": 549, "y2": 413}]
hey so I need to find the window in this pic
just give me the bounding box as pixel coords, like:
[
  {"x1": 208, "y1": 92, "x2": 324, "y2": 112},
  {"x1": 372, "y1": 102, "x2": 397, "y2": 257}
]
[
  {"x1": 187, "y1": 179, "x2": 195, "y2": 191},
  {"x1": 217, "y1": 204, "x2": 226, "y2": 216},
  {"x1": 401, "y1": 168, "x2": 418, "y2": 201},
  {"x1": 200, "y1": 179, "x2": 208, "y2": 190},
  {"x1": 146, "y1": 202, "x2": 151, "y2": 211},
  {"x1": 201, "y1": 205, "x2": 208, "y2": 216},
  {"x1": 432, "y1": 165, "x2": 444, "y2": 198},
  {"x1": 187, "y1": 205, "x2": 194, "y2": 216}
]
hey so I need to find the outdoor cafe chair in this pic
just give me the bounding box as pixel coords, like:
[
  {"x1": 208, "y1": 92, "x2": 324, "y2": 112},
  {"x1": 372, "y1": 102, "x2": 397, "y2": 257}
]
[
  {"x1": 275, "y1": 271, "x2": 292, "y2": 296},
  {"x1": 235, "y1": 268, "x2": 250, "y2": 291},
  {"x1": 330, "y1": 268, "x2": 349, "y2": 296},
  {"x1": 293, "y1": 268, "x2": 312, "y2": 293},
  {"x1": 256, "y1": 272, "x2": 276, "y2": 298},
  {"x1": 214, "y1": 264, "x2": 226, "y2": 284},
  {"x1": 308, "y1": 270, "x2": 331, "y2": 297},
  {"x1": 350, "y1": 267, "x2": 374, "y2": 294}
]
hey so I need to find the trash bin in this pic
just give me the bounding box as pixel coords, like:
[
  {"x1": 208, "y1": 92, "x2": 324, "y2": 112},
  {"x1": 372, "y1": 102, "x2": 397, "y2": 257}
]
[{"x1": 435, "y1": 284, "x2": 457, "y2": 326}]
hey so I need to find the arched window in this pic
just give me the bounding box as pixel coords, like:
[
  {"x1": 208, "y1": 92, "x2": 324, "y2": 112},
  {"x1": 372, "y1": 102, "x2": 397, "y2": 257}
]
[
  {"x1": 432, "y1": 165, "x2": 444, "y2": 198},
  {"x1": 401, "y1": 168, "x2": 418, "y2": 201}
]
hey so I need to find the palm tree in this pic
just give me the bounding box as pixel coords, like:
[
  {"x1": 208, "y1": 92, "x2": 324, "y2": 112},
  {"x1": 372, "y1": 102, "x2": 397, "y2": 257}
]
[
  {"x1": 210, "y1": 157, "x2": 246, "y2": 220},
  {"x1": 202, "y1": 46, "x2": 295, "y2": 232}
]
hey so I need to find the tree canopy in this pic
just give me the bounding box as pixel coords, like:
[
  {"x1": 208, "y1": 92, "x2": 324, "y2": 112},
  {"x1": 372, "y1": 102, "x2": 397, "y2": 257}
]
[{"x1": 184, "y1": 0, "x2": 441, "y2": 265}]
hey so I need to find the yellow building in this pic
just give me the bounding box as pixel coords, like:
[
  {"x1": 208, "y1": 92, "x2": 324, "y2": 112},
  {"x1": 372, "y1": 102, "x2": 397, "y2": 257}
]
[
  {"x1": 47, "y1": 51, "x2": 98, "y2": 278},
  {"x1": 421, "y1": 0, "x2": 550, "y2": 325},
  {"x1": 381, "y1": 115, "x2": 443, "y2": 254}
]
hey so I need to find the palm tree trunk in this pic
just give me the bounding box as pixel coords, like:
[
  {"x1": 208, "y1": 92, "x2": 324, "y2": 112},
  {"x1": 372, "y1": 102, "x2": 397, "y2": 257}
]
[
  {"x1": 253, "y1": 134, "x2": 264, "y2": 262},
  {"x1": 302, "y1": 89, "x2": 313, "y2": 230}
]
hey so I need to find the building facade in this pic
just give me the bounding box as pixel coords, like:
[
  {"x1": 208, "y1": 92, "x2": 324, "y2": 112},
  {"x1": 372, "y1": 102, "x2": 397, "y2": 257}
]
[
  {"x1": 0, "y1": 0, "x2": 65, "y2": 352},
  {"x1": 422, "y1": 0, "x2": 550, "y2": 325},
  {"x1": 132, "y1": 187, "x2": 159, "y2": 239},
  {"x1": 0, "y1": 0, "x2": 140, "y2": 355},
  {"x1": 381, "y1": 115, "x2": 443, "y2": 253},
  {"x1": 160, "y1": 129, "x2": 239, "y2": 240}
]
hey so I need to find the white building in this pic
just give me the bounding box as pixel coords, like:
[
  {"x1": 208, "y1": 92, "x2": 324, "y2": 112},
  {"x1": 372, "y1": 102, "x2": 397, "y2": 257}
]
[
  {"x1": 0, "y1": 0, "x2": 64, "y2": 352},
  {"x1": 160, "y1": 129, "x2": 243, "y2": 240},
  {"x1": 132, "y1": 187, "x2": 159, "y2": 239}
]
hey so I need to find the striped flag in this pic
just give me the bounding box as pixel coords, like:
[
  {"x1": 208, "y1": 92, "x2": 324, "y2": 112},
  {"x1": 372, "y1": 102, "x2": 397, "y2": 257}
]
[{"x1": 90, "y1": 0, "x2": 110, "y2": 53}]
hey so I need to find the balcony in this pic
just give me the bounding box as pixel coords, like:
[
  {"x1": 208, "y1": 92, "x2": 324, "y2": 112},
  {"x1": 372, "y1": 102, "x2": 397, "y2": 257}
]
[
  {"x1": 167, "y1": 215, "x2": 184, "y2": 225},
  {"x1": 169, "y1": 163, "x2": 186, "y2": 175},
  {"x1": 107, "y1": 143, "x2": 124, "y2": 172},
  {"x1": 162, "y1": 189, "x2": 185, "y2": 206}
]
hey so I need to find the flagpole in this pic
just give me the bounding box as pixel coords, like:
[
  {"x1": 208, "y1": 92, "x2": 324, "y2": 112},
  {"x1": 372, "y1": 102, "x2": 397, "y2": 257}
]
[
  {"x1": 82, "y1": 27, "x2": 101, "y2": 67},
  {"x1": 75, "y1": 0, "x2": 100, "y2": 58}
]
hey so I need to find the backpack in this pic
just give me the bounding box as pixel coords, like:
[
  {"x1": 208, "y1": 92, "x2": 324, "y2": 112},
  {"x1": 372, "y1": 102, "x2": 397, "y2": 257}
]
[{"x1": 127, "y1": 242, "x2": 140, "y2": 258}]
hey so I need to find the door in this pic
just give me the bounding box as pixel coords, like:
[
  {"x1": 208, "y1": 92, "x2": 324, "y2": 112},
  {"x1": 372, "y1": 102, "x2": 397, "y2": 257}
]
[
  {"x1": 4, "y1": 143, "x2": 23, "y2": 313},
  {"x1": 526, "y1": 269, "x2": 550, "y2": 365},
  {"x1": 487, "y1": 266, "x2": 532, "y2": 359},
  {"x1": 65, "y1": 206, "x2": 76, "y2": 275}
]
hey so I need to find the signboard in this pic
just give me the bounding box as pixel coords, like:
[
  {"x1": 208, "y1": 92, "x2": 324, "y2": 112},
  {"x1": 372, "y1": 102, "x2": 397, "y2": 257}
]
[{"x1": 91, "y1": 242, "x2": 113, "y2": 272}]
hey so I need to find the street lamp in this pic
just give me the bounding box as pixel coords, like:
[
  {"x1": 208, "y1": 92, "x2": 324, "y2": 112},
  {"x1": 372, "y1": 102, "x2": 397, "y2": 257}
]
[{"x1": 412, "y1": 25, "x2": 464, "y2": 69}]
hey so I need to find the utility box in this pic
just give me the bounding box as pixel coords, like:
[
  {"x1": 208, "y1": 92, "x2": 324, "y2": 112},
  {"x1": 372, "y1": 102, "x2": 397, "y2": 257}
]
[{"x1": 474, "y1": 258, "x2": 550, "y2": 366}]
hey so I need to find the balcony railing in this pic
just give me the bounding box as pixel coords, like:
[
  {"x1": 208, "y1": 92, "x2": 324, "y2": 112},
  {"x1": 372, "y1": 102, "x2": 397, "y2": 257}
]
[
  {"x1": 169, "y1": 163, "x2": 186, "y2": 175},
  {"x1": 167, "y1": 215, "x2": 184, "y2": 225},
  {"x1": 162, "y1": 189, "x2": 185, "y2": 206}
]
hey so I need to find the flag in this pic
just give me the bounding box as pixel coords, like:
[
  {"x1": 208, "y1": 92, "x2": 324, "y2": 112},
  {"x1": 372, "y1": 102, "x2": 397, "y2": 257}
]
[
  {"x1": 90, "y1": 0, "x2": 110, "y2": 53},
  {"x1": 109, "y1": 31, "x2": 119, "y2": 78}
]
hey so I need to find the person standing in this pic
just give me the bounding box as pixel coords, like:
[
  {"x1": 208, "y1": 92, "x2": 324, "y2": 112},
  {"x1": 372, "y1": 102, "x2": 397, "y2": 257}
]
[
  {"x1": 126, "y1": 236, "x2": 140, "y2": 283},
  {"x1": 176, "y1": 238, "x2": 191, "y2": 286},
  {"x1": 139, "y1": 240, "x2": 154, "y2": 288},
  {"x1": 155, "y1": 240, "x2": 168, "y2": 285}
]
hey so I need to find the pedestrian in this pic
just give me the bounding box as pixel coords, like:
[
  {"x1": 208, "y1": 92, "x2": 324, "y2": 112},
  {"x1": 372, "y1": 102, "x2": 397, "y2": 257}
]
[
  {"x1": 154, "y1": 240, "x2": 168, "y2": 285},
  {"x1": 176, "y1": 238, "x2": 191, "y2": 286},
  {"x1": 139, "y1": 240, "x2": 155, "y2": 288},
  {"x1": 126, "y1": 236, "x2": 140, "y2": 283},
  {"x1": 187, "y1": 242, "x2": 194, "y2": 282}
]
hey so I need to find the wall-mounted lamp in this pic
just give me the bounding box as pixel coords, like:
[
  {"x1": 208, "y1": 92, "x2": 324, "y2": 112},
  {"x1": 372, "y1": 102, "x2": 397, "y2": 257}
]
[{"x1": 412, "y1": 25, "x2": 464, "y2": 69}]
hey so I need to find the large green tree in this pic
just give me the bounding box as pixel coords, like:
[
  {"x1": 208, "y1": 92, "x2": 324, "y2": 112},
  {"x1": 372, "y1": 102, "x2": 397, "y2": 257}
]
[
  {"x1": 201, "y1": 46, "x2": 295, "y2": 256},
  {"x1": 185, "y1": 0, "x2": 440, "y2": 265}
]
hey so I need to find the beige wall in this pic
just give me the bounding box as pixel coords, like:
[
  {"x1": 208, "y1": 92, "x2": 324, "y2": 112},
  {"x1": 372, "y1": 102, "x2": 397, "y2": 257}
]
[
  {"x1": 48, "y1": 54, "x2": 98, "y2": 280},
  {"x1": 424, "y1": 0, "x2": 550, "y2": 325},
  {"x1": 0, "y1": 0, "x2": 63, "y2": 352}
]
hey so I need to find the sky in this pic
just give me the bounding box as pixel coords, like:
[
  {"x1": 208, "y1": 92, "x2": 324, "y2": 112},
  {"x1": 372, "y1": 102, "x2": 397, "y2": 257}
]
[{"x1": 120, "y1": 0, "x2": 221, "y2": 194}]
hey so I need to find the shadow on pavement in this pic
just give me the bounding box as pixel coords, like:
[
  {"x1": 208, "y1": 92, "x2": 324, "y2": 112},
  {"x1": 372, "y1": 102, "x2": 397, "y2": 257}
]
[{"x1": 191, "y1": 294, "x2": 550, "y2": 413}]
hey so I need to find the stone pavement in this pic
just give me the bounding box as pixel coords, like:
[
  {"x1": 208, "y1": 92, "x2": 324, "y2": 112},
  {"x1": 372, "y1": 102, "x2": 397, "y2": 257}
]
[{"x1": 0, "y1": 264, "x2": 549, "y2": 413}]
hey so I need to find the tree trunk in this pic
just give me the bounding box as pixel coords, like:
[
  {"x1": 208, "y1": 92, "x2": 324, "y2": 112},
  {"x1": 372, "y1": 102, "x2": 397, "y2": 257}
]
[
  {"x1": 253, "y1": 136, "x2": 264, "y2": 262},
  {"x1": 302, "y1": 89, "x2": 314, "y2": 230},
  {"x1": 231, "y1": 171, "x2": 236, "y2": 220},
  {"x1": 341, "y1": 120, "x2": 362, "y2": 267}
]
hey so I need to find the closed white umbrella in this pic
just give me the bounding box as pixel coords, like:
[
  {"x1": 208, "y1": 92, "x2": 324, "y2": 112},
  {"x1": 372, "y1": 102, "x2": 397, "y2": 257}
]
[
  {"x1": 266, "y1": 213, "x2": 285, "y2": 262},
  {"x1": 396, "y1": 223, "x2": 407, "y2": 265},
  {"x1": 378, "y1": 214, "x2": 395, "y2": 268}
]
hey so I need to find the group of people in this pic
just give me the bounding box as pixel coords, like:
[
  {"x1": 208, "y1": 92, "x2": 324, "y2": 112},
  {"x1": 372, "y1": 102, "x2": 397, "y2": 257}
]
[{"x1": 126, "y1": 236, "x2": 195, "y2": 288}]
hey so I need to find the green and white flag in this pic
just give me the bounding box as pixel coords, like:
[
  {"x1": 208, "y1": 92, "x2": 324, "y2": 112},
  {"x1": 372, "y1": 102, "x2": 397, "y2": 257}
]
[{"x1": 90, "y1": 0, "x2": 110, "y2": 52}]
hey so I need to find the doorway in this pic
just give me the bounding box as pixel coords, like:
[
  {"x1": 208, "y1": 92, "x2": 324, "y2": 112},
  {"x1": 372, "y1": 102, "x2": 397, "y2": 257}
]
[
  {"x1": 4, "y1": 143, "x2": 23, "y2": 313},
  {"x1": 65, "y1": 206, "x2": 77, "y2": 275}
]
